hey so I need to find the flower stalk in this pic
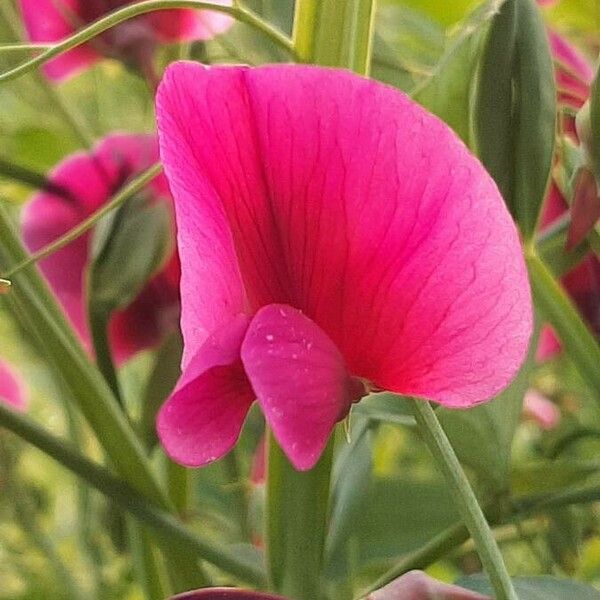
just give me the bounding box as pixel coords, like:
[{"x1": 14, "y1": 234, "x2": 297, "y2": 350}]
[{"x1": 410, "y1": 398, "x2": 518, "y2": 600}]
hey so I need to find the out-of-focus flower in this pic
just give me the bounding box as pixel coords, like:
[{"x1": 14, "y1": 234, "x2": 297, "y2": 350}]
[
  {"x1": 18, "y1": 0, "x2": 233, "y2": 81},
  {"x1": 366, "y1": 571, "x2": 491, "y2": 599},
  {"x1": 171, "y1": 589, "x2": 287, "y2": 599},
  {"x1": 536, "y1": 20, "x2": 600, "y2": 359},
  {"x1": 0, "y1": 361, "x2": 27, "y2": 412},
  {"x1": 22, "y1": 134, "x2": 180, "y2": 364},
  {"x1": 155, "y1": 63, "x2": 531, "y2": 471},
  {"x1": 522, "y1": 389, "x2": 561, "y2": 430},
  {"x1": 169, "y1": 572, "x2": 491, "y2": 599}
]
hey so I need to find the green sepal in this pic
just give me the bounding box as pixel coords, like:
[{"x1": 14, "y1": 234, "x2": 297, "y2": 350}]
[{"x1": 474, "y1": 0, "x2": 556, "y2": 239}]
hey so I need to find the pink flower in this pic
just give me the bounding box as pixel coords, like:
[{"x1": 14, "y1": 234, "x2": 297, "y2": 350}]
[
  {"x1": 169, "y1": 572, "x2": 491, "y2": 599},
  {"x1": 535, "y1": 28, "x2": 600, "y2": 360},
  {"x1": 522, "y1": 389, "x2": 561, "y2": 430},
  {"x1": 366, "y1": 571, "x2": 491, "y2": 599},
  {"x1": 537, "y1": 187, "x2": 600, "y2": 359},
  {"x1": 18, "y1": 0, "x2": 233, "y2": 81},
  {"x1": 0, "y1": 361, "x2": 27, "y2": 412},
  {"x1": 22, "y1": 134, "x2": 180, "y2": 364},
  {"x1": 171, "y1": 589, "x2": 287, "y2": 599},
  {"x1": 156, "y1": 63, "x2": 532, "y2": 471}
]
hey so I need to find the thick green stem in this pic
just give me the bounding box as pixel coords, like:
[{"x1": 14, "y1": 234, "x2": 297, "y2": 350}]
[
  {"x1": 410, "y1": 399, "x2": 518, "y2": 600},
  {"x1": 0, "y1": 401, "x2": 266, "y2": 587},
  {"x1": 223, "y1": 449, "x2": 252, "y2": 541},
  {"x1": 293, "y1": 0, "x2": 375, "y2": 73},
  {"x1": 266, "y1": 432, "x2": 334, "y2": 599}
]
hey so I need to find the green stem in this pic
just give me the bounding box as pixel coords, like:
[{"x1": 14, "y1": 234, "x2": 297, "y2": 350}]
[
  {"x1": 223, "y1": 449, "x2": 252, "y2": 541},
  {"x1": 526, "y1": 250, "x2": 600, "y2": 400},
  {"x1": 2, "y1": 163, "x2": 162, "y2": 279},
  {"x1": 89, "y1": 306, "x2": 123, "y2": 406},
  {"x1": 0, "y1": 201, "x2": 167, "y2": 501},
  {"x1": 88, "y1": 298, "x2": 207, "y2": 591},
  {"x1": 410, "y1": 399, "x2": 518, "y2": 600},
  {"x1": 0, "y1": 401, "x2": 266, "y2": 587},
  {"x1": 0, "y1": 0, "x2": 294, "y2": 84},
  {"x1": 266, "y1": 432, "x2": 333, "y2": 599},
  {"x1": 0, "y1": 42, "x2": 53, "y2": 53},
  {"x1": 293, "y1": 0, "x2": 375, "y2": 73},
  {"x1": 166, "y1": 458, "x2": 190, "y2": 517},
  {"x1": 0, "y1": 157, "x2": 60, "y2": 191},
  {"x1": 127, "y1": 520, "x2": 168, "y2": 600}
]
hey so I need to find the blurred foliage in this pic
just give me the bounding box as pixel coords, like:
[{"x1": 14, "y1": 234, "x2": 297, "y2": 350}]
[{"x1": 0, "y1": 0, "x2": 598, "y2": 599}]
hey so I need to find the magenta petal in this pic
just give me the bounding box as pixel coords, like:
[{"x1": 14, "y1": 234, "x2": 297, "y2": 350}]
[
  {"x1": 0, "y1": 361, "x2": 27, "y2": 412},
  {"x1": 241, "y1": 304, "x2": 360, "y2": 471},
  {"x1": 157, "y1": 63, "x2": 532, "y2": 409},
  {"x1": 157, "y1": 315, "x2": 255, "y2": 467}
]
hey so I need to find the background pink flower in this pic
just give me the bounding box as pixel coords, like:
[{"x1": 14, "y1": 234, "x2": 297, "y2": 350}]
[
  {"x1": 18, "y1": 0, "x2": 233, "y2": 81},
  {"x1": 536, "y1": 29, "x2": 600, "y2": 360},
  {"x1": 156, "y1": 63, "x2": 531, "y2": 471},
  {"x1": 0, "y1": 361, "x2": 27, "y2": 412},
  {"x1": 22, "y1": 133, "x2": 180, "y2": 364},
  {"x1": 522, "y1": 389, "x2": 561, "y2": 430}
]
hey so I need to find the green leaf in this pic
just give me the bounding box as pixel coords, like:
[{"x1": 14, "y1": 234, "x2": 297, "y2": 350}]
[
  {"x1": 355, "y1": 477, "x2": 457, "y2": 568},
  {"x1": 139, "y1": 333, "x2": 182, "y2": 450},
  {"x1": 379, "y1": 0, "x2": 479, "y2": 27},
  {"x1": 372, "y1": 5, "x2": 445, "y2": 92},
  {"x1": 326, "y1": 421, "x2": 374, "y2": 579},
  {"x1": 511, "y1": 459, "x2": 600, "y2": 495},
  {"x1": 351, "y1": 392, "x2": 415, "y2": 427},
  {"x1": 474, "y1": 0, "x2": 556, "y2": 238},
  {"x1": 266, "y1": 432, "x2": 333, "y2": 599},
  {"x1": 89, "y1": 194, "x2": 172, "y2": 313},
  {"x1": 413, "y1": 0, "x2": 504, "y2": 143},
  {"x1": 547, "y1": 507, "x2": 582, "y2": 574},
  {"x1": 458, "y1": 575, "x2": 600, "y2": 599},
  {"x1": 436, "y1": 324, "x2": 538, "y2": 491}
]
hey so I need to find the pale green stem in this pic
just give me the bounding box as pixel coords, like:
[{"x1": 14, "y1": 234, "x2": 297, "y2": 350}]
[
  {"x1": 0, "y1": 0, "x2": 294, "y2": 84},
  {"x1": 410, "y1": 399, "x2": 518, "y2": 600}
]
